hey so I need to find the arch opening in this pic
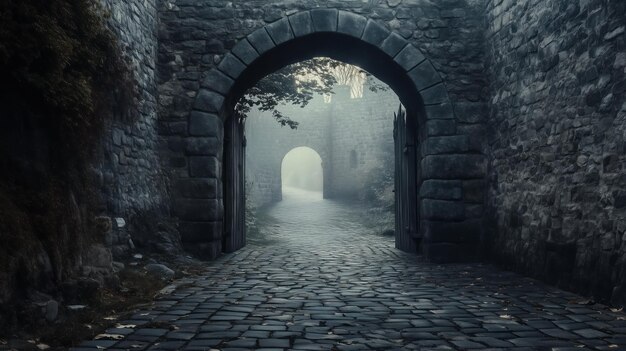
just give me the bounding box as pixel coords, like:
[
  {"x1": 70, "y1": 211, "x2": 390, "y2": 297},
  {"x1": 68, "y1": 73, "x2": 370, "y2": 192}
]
[
  {"x1": 188, "y1": 9, "x2": 484, "y2": 262},
  {"x1": 280, "y1": 147, "x2": 324, "y2": 200},
  {"x1": 220, "y1": 25, "x2": 426, "y2": 255},
  {"x1": 237, "y1": 54, "x2": 410, "y2": 252},
  {"x1": 221, "y1": 31, "x2": 430, "y2": 125}
]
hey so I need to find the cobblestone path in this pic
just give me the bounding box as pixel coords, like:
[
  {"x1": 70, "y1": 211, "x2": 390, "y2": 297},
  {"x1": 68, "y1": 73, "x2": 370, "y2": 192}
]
[{"x1": 75, "y1": 189, "x2": 626, "y2": 350}]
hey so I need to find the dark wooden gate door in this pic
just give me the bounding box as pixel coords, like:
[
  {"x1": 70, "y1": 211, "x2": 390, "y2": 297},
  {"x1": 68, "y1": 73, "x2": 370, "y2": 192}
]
[
  {"x1": 223, "y1": 113, "x2": 246, "y2": 253},
  {"x1": 393, "y1": 105, "x2": 420, "y2": 252}
]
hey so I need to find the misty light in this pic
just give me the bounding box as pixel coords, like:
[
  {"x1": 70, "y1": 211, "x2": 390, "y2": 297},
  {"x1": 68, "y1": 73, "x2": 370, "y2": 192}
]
[{"x1": 281, "y1": 147, "x2": 323, "y2": 194}]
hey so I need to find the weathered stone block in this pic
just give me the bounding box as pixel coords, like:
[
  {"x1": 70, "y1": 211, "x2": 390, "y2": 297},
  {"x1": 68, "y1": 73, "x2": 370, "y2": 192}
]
[
  {"x1": 218, "y1": 53, "x2": 246, "y2": 79},
  {"x1": 174, "y1": 198, "x2": 221, "y2": 221},
  {"x1": 423, "y1": 135, "x2": 468, "y2": 155},
  {"x1": 421, "y1": 219, "x2": 483, "y2": 243},
  {"x1": 189, "y1": 156, "x2": 219, "y2": 178},
  {"x1": 247, "y1": 28, "x2": 275, "y2": 54},
  {"x1": 310, "y1": 9, "x2": 338, "y2": 32},
  {"x1": 185, "y1": 137, "x2": 221, "y2": 156},
  {"x1": 420, "y1": 180, "x2": 463, "y2": 200},
  {"x1": 361, "y1": 20, "x2": 389, "y2": 47},
  {"x1": 175, "y1": 178, "x2": 218, "y2": 199},
  {"x1": 421, "y1": 155, "x2": 487, "y2": 179},
  {"x1": 266, "y1": 17, "x2": 294, "y2": 45},
  {"x1": 179, "y1": 221, "x2": 223, "y2": 243},
  {"x1": 194, "y1": 90, "x2": 224, "y2": 113},
  {"x1": 289, "y1": 11, "x2": 313, "y2": 37},
  {"x1": 425, "y1": 103, "x2": 455, "y2": 120},
  {"x1": 380, "y1": 32, "x2": 407, "y2": 57},
  {"x1": 201, "y1": 69, "x2": 234, "y2": 95},
  {"x1": 421, "y1": 199, "x2": 465, "y2": 220},
  {"x1": 183, "y1": 240, "x2": 222, "y2": 260},
  {"x1": 394, "y1": 45, "x2": 425, "y2": 71},
  {"x1": 463, "y1": 180, "x2": 485, "y2": 203},
  {"x1": 426, "y1": 120, "x2": 456, "y2": 136},
  {"x1": 337, "y1": 11, "x2": 367, "y2": 38},
  {"x1": 112, "y1": 129, "x2": 123, "y2": 146},
  {"x1": 189, "y1": 111, "x2": 222, "y2": 137},
  {"x1": 231, "y1": 39, "x2": 259, "y2": 65},
  {"x1": 420, "y1": 83, "x2": 449, "y2": 105},
  {"x1": 408, "y1": 60, "x2": 442, "y2": 91}
]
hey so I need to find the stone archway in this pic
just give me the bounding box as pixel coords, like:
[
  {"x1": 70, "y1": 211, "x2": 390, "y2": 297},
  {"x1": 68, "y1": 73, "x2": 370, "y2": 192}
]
[
  {"x1": 179, "y1": 9, "x2": 487, "y2": 262},
  {"x1": 281, "y1": 146, "x2": 324, "y2": 196}
]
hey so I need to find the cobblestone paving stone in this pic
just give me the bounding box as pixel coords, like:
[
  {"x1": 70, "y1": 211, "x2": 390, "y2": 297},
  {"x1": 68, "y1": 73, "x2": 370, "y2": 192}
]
[{"x1": 74, "y1": 189, "x2": 626, "y2": 350}]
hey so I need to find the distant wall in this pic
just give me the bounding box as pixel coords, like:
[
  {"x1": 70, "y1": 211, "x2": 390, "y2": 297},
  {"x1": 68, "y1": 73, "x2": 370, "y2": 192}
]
[
  {"x1": 328, "y1": 86, "x2": 399, "y2": 199},
  {"x1": 245, "y1": 84, "x2": 399, "y2": 208},
  {"x1": 485, "y1": 0, "x2": 626, "y2": 304},
  {"x1": 245, "y1": 92, "x2": 332, "y2": 207}
]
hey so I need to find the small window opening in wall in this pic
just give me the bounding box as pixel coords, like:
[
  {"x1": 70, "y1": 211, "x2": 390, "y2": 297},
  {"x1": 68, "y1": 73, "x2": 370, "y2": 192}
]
[{"x1": 350, "y1": 150, "x2": 358, "y2": 169}]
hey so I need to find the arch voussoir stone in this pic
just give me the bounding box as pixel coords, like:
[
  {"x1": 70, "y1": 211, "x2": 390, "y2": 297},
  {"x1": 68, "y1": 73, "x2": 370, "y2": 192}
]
[
  {"x1": 408, "y1": 60, "x2": 442, "y2": 91},
  {"x1": 288, "y1": 11, "x2": 313, "y2": 37},
  {"x1": 394, "y1": 44, "x2": 426, "y2": 71},
  {"x1": 362, "y1": 20, "x2": 390, "y2": 47},
  {"x1": 247, "y1": 27, "x2": 275, "y2": 54},
  {"x1": 337, "y1": 11, "x2": 367, "y2": 38},
  {"x1": 231, "y1": 38, "x2": 259, "y2": 65},
  {"x1": 310, "y1": 9, "x2": 338, "y2": 32},
  {"x1": 201, "y1": 69, "x2": 234, "y2": 95},
  {"x1": 266, "y1": 17, "x2": 294, "y2": 45},
  {"x1": 194, "y1": 89, "x2": 225, "y2": 113},
  {"x1": 420, "y1": 83, "x2": 450, "y2": 106},
  {"x1": 380, "y1": 32, "x2": 406, "y2": 57},
  {"x1": 218, "y1": 53, "x2": 246, "y2": 80}
]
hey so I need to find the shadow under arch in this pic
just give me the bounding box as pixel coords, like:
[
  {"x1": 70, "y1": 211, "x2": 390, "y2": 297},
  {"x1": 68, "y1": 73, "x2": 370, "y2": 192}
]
[{"x1": 183, "y1": 9, "x2": 485, "y2": 262}]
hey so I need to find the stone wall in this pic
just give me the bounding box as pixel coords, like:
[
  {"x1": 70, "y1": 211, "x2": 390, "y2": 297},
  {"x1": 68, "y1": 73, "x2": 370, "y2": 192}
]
[
  {"x1": 245, "y1": 92, "x2": 332, "y2": 207},
  {"x1": 101, "y1": 0, "x2": 163, "y2": 215},
  {"x1": 245, "y1": 83, "x2": 399, "y2": 208},
  {"x1": 328, "y1": 85, "x2": 399, "y2": 199},
  {"x1": 0, "y1": 0, "x2": 165, "y2": 317},
  {"x1": 485, "y1": 0, "x2": 626, "y2": 304},
  {"x1": 99, "y1": 0, "x2": 173, "y2": 255}
]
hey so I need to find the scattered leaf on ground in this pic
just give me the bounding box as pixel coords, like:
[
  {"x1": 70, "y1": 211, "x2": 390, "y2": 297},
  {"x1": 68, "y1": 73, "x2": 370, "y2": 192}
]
[
  {"x1": 115, "y1": 324, "x2": 136, "y2": 329},
  {"x1": 569, "y1": 299, "x2": 594, "y2": 305},
  {"x1": 95, "y1": 334, "x2": 124, "y2": 340}
]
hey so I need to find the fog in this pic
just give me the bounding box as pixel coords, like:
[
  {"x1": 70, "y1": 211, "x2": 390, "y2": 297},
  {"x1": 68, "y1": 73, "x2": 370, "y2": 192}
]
[{"x1": 281, "y1": 147, "x2": 323, "y2": 193}]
